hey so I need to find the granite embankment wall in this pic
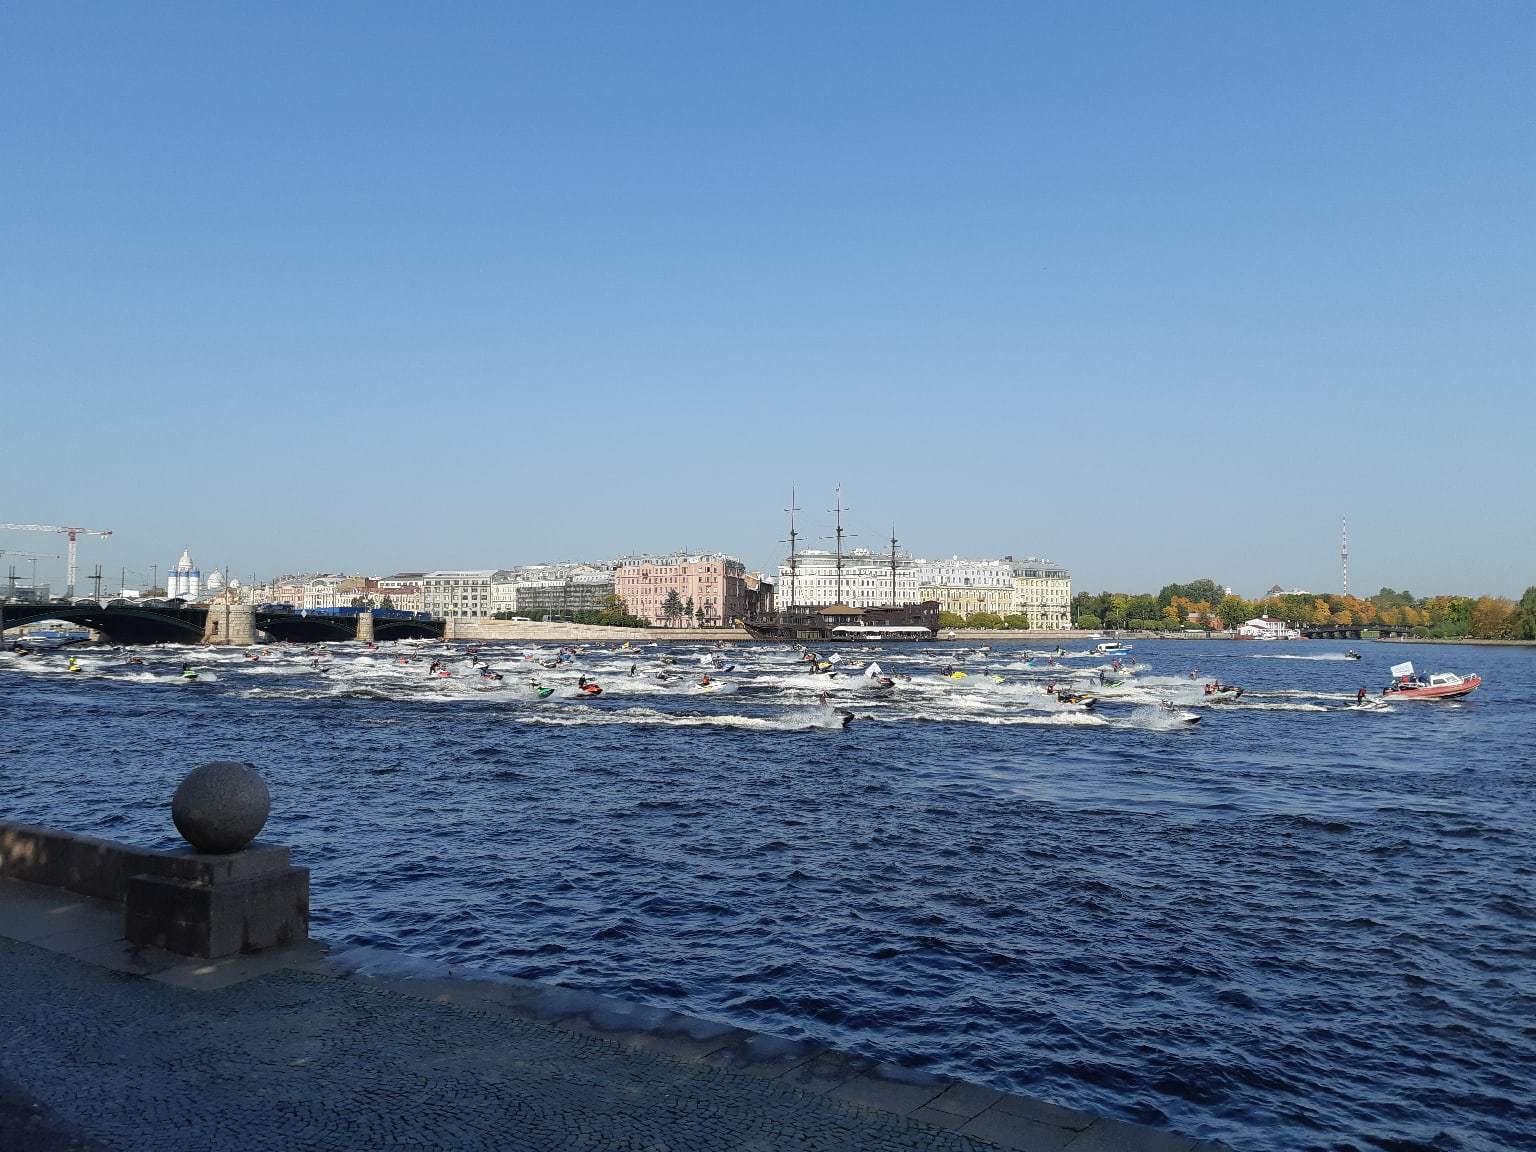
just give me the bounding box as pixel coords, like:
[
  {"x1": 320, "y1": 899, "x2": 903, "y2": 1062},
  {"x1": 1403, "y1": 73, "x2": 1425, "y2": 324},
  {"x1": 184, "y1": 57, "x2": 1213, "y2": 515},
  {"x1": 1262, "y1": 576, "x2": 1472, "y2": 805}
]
[{"x1": 444, "y1": 620, "x2": 750, "y2": 643}]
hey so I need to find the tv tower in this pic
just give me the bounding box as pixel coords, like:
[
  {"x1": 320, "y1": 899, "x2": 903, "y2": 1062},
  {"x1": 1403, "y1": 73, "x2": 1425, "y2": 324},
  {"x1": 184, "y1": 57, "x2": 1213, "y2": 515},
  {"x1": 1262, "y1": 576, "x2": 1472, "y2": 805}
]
[{"x1": 1341, "y1": 517, "x2": 1349, "y2": 597}]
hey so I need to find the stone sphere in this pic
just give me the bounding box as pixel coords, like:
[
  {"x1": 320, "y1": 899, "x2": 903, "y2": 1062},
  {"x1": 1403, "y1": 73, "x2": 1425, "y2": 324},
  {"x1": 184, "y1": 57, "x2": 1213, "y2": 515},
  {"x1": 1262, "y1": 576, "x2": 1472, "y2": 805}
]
[{"x1": 171, "y1": 761, "x2": 271, "y2": 853}]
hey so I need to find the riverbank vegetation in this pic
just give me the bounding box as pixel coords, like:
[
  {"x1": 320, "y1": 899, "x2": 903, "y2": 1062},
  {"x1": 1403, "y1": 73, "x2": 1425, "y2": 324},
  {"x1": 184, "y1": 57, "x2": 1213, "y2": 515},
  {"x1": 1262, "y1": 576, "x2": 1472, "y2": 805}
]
[
  {"x1": 937, "y1": 611, "x2": 1032, "y2": 630},
  {"x1": 494, "y1": 594, "x2": 649, "y2": 628},
  {"x1": 1072, "y1": 580, "x2": 1536, "y2": 640}
]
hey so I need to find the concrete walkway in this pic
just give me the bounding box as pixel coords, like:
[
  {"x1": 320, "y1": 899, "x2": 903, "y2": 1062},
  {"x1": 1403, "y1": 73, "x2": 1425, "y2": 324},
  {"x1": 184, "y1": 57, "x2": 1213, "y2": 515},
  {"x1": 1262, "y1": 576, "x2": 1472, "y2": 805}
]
[{"x1": 0, "y1": 879, "x2": 1225, "y2": 1152}]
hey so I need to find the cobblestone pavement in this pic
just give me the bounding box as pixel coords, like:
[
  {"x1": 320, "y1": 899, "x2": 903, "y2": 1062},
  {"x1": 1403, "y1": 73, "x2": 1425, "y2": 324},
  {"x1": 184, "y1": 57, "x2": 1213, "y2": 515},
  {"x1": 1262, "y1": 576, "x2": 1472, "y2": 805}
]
[{"x1": 0, "y1": 936, "x2": 996, "y2": 1152}]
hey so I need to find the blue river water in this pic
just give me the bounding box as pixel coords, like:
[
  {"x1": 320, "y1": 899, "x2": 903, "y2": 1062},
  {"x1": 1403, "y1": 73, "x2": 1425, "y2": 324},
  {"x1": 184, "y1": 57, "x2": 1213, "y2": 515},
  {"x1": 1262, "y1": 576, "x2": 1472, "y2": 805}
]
[{"x1": 2, "y1": 637, "x2": 1532, "y2": 1151}]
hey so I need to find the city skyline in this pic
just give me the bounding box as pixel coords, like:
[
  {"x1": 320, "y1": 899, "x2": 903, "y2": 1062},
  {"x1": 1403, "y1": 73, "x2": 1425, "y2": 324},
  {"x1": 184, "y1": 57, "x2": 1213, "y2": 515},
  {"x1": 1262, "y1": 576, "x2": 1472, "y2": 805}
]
[
  {"x1": 3, "y1": 5, "x2": 1532, "y2": 597},
  {"x1": 0, "y1": 516, "x2": 1522, "y2": 604}
]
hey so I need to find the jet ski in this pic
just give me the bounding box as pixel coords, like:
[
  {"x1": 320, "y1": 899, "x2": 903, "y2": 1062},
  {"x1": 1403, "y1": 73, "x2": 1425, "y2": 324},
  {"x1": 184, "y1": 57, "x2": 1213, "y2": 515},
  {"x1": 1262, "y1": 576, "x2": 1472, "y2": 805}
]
[
  {"x1": 529, "y1": 682, "x2": 554, "y2": 700},
  {"x1": 1349, "y1": 697, "x2": 1390, "y2": 712},
  {"x1": 1344, "y1": 650, "x2": 1361, "y2": 660},
  {"x1": 1202, "y1": 683, "x2": 1243, "y2": 702}
]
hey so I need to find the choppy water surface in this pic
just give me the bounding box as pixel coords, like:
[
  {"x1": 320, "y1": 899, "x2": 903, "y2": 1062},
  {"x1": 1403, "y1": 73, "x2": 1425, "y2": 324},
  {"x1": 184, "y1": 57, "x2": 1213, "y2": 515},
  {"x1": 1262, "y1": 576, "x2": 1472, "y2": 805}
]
[{"x1": 2, "y1": 637, "x2": 1532, "y2": 1151}]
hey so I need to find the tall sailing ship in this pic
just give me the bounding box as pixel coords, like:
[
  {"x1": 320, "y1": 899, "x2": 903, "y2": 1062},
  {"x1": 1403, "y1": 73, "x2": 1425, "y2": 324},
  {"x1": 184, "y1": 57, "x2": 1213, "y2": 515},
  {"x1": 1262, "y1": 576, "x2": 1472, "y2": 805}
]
[
  {"x1": 742, "y1": 601, "x2": 940, "y2": 643},
  {"x1": 742, "y1": 487, "x2": 941, "y2": 643}
]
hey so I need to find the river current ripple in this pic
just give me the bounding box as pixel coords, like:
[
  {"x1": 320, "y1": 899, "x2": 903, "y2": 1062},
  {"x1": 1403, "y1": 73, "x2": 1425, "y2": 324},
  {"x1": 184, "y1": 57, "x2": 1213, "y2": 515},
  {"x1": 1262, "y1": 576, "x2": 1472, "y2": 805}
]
[{"x1": 2, "y1": 638, "x2": 1532, "y2": 1151}]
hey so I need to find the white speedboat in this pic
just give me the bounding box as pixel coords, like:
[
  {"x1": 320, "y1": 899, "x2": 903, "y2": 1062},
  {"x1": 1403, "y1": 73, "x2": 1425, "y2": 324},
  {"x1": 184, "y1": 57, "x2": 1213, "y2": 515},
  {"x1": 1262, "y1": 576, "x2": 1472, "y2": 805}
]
[{"x1": 1093, "y1": 642, "x2": 1132, "y2": 656}]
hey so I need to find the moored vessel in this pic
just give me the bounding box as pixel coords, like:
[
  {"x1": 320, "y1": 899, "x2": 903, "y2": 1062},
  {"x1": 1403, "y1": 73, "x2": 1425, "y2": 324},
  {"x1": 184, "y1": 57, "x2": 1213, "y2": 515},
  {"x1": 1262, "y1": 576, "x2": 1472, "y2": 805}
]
[{"x1": 742, "y1": 601, "x2": 940, "y2": 643}]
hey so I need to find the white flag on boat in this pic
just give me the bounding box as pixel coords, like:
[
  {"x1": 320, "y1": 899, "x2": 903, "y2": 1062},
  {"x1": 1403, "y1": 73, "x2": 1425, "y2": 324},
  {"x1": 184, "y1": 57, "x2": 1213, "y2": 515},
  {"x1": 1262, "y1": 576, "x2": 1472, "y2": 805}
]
[
  {"x1": 864, "y1": 662, "x2": 883, "y2": 679},
  {"x1": 1390, "y1": 660, "x2": 1414, "y2": 678},
  {"x1": 828, "y1": 653, "x2": 843, "y2": 665}
]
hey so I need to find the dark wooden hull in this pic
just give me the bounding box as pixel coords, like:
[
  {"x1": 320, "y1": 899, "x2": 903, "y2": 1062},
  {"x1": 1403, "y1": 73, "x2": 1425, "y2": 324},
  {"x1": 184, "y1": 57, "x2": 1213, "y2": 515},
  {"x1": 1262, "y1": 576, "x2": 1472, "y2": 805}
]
[{"x1": 742, "y1": 620, "x2": 934, "y2": 642}]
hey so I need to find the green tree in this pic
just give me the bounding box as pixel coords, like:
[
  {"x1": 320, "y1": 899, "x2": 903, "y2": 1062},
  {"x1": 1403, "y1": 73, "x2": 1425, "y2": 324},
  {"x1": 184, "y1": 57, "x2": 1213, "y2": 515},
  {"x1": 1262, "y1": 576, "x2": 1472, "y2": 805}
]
[
  {"x1": 938, "y1": 611, "x2": 967, "y2": 629},
  {"x1": 379, "y1": 596, "x2": 395, "y2": 610},
  {"x1": 967, "y1": 611, "x2": 1005, "y2": 629},
  {"x1": 684, "y1": 597, "x2": 695, "y2": 626},
  {"x1": 1077, "y1": 613, "x2": 1101, "y2": 629},
  {"x1": 1519, "y1": 587, "x2": 1536, "y2": 640},
  {"x1": 1217, "y1": 594, "x2": 1251, "y2": 629},
  {"x1": 1003, "y1": 612, "x2": 1030, "y2": 629},
  {"x1": 1103, "y1": 594, "x2": 1129, "y2": 629},
  {"x1": 1071, "y1": 592, "x2": 1102, "y2": 623},
  {"x1": 1158, "y1": 579, "x2": 1224, "y2": 609},
  {"x1": 661, "y1": 588, "x2": 684, "y2": 628}
]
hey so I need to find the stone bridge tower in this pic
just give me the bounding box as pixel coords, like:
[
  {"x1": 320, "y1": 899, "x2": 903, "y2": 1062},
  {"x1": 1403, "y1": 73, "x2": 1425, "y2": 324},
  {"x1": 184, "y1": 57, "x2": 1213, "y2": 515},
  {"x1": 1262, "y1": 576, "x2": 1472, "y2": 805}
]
[{"x1": 201, "y1": 596, "x2": 256, "y2": 645}]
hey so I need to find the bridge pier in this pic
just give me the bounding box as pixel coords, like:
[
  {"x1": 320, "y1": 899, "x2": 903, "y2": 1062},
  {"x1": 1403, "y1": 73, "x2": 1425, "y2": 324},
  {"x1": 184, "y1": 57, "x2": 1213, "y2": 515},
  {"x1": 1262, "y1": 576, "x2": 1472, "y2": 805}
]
[
  {"x1": 355, "y1": 611, "x2": 374, "y2": 644},
  {"x1": 202, "y1": 603, "x2": 255, "y2": 645}
]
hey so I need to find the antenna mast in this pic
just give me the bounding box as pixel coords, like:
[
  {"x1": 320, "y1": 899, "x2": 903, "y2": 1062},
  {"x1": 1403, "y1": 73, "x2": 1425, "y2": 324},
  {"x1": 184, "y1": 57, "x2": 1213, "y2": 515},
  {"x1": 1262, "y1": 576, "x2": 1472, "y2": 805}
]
[{"x1": 1341, "y1": 517, "x2": 1350, "y2": 597}]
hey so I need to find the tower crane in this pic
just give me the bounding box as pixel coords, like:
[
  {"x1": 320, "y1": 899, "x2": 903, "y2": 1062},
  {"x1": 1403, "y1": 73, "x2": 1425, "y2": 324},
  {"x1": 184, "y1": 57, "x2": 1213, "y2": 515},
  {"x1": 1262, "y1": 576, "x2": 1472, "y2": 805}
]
[{"x1": 0, "y1": 524, "x2": 113, "y2": 598}]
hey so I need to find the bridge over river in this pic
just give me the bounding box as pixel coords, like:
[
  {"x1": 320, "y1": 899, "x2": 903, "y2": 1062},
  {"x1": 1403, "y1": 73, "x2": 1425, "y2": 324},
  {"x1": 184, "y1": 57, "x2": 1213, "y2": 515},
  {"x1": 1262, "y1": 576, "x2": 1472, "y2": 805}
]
[
  {"x1": 0, "y1": 601, "x2": 444, "y2": 645},
  {"x1": 1300, "y1": 623, "x2": 1416, "y2": 640}
]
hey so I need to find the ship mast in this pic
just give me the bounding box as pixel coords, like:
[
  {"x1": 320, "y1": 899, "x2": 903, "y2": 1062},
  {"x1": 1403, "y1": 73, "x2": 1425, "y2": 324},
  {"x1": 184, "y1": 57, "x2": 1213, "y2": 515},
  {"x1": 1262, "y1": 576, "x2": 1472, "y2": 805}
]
[
  {"x1": 829, "y1": 486, "x2": 849, "y2": 605},
  {"x1": 888, "y1": 526, "x2": 899, "y2": 605},
  {"x1": 782, "y1": 487, "x2": 800, "y2": 613}
]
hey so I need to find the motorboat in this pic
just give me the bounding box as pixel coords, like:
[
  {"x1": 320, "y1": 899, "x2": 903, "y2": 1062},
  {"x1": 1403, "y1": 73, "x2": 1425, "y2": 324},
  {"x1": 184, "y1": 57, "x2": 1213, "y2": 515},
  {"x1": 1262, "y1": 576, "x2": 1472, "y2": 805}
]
[
  {"x1": 1093, "y1": 642, "x2": 1132, "y2": 656},
  {"x1": 1382, "y1": 672, "x2": 1480, "y2": 700}
]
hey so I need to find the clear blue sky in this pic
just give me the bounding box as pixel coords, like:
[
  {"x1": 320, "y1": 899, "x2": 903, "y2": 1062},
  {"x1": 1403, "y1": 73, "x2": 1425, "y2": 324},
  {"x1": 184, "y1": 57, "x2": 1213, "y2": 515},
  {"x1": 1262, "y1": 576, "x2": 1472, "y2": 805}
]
[{"x1": 3, "y1": 2, "x2": 1532, "y2": 598}]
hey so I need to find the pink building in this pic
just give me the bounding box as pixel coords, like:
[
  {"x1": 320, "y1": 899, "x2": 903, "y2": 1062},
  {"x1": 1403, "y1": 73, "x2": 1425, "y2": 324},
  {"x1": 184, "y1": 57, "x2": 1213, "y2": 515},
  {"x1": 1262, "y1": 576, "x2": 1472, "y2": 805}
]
[{"x1": 615, "y1": 554, "x2": 747, "y2": 626}]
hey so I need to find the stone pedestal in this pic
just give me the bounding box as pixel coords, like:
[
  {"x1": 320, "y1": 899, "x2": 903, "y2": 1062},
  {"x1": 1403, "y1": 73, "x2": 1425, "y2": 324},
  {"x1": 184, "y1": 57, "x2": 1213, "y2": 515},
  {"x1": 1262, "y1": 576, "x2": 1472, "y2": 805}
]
[
  {"x1": 125, "y1": 843, "x2": 309, "y2": 959},
  {"x1": 356, "y1": 610, "x2": 374, "y2": 643}
]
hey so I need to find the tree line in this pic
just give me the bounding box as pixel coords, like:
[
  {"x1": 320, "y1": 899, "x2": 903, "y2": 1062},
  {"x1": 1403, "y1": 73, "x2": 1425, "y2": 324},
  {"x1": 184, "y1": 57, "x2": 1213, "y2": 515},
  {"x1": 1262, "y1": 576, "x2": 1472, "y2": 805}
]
[
  {"x1": 937, "y1": 611, "x2": 1032, "y2": 630},
  {"x1": 494, "y1": 594, "x2": 649, "y2": 629},
  {"x1": 1072, "y1": 579, "x2": 1536, "y2": 640}
]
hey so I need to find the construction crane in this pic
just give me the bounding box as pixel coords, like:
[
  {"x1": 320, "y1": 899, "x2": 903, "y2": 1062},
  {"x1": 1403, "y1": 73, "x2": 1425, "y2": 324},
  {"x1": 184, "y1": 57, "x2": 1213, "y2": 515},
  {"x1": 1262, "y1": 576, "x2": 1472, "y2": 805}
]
[{"x1": 0, "y1": 524, "x2": 113, "y2": 598}]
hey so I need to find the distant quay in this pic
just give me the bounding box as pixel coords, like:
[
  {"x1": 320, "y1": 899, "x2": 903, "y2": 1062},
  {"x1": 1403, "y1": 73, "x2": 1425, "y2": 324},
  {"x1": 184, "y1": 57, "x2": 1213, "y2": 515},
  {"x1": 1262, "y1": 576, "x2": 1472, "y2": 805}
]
[{"x1": 444, "y1": 620, "x2": 752, "y2": 643}]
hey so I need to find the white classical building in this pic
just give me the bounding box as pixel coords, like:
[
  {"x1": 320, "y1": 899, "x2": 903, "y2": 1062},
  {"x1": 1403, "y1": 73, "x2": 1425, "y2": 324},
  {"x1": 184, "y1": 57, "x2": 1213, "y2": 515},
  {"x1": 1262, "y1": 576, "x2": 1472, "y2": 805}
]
[
  {"x1": 1009, "y1": 558, "x2": 1072, "y2": 630},
  {"x1": 166, "y1": 549, "x2": 201, "y2": 600},
  {"x1": 490, "y1": 563, "x2": 615, "y2": 618},
  {"x1": 776, "y1": 548, "x2": 921, "y2": 611},
  {"x1": 1238, "y1": 615, "x2": 1299, "y2": 640},
  {"x1": 423, "y1": 571, "x2": 497, "y2": 619},
  {"x1": 916, "y1": 557, "x2": 1017, "y2": 619},
  {"x1": 910, "y1": 555, "x2": 1072, "y2": 628}
]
